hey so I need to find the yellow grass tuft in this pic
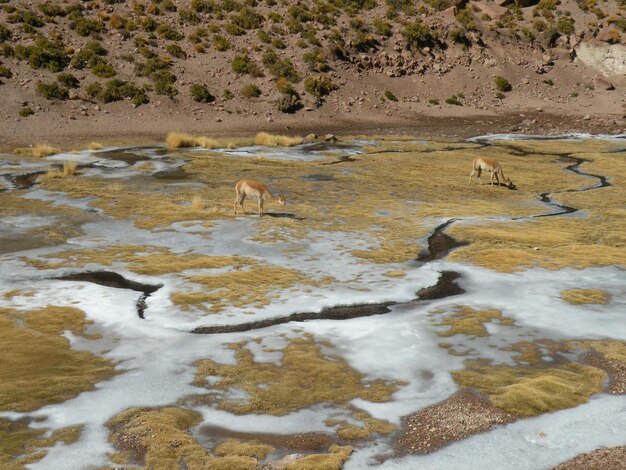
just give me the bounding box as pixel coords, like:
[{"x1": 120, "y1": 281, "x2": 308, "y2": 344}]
[
  {"x1": 561, "y1": 288, "x2": 611, "y2": 305},
  {"x1": 166, "y1": 132, "x2": 249, "y2": 149},
  {"x1": 63, "y1": 161, "x2": 77, "y2": 177},
  {"x1": 435, "y1": 305, "x2": 515, "y2": 337},
  {"x1": 14, "y1": 144, "x2": 61, "y2": 158},
  {"x1": 254, "y1": 132, "x2": 303, "y2": 147},
  {"x1": 453, "y1": 359, "x2": 606, "y2": 417},
  {"x1": 190, "y1": 195, "x2": 204, "y2": 211},
  {"x1": 86, "y1": 142, "x2": 103, "y2": 150}
]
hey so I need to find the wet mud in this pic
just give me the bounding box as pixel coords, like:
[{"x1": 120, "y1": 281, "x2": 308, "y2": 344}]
[{"x1": 417, "y1": 219, "x2": 468, "y2": 262}]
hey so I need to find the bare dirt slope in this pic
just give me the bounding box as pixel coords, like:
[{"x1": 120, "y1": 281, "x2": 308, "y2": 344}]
[{"x1": 0, "y1": 0, "x2": 625, "y2": 147}]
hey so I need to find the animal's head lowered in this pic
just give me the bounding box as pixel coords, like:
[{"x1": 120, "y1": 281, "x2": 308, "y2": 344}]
[
  {"x1": 504, "y1": 178, "x2": 516, "y2": 189},
  {"x1": 277, "y1": 194, "x2": 286, "y2": 206}
]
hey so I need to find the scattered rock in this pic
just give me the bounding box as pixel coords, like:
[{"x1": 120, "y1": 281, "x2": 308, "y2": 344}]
[
  {"x1": 323, "y1": 134, "x2": 337, "y2": 142},
  {"x1": 472, "y1": 2, "x2": 508, "y2": 20},
  {"x1": 596, "y1": 28, "x2": 622, "y2": 45},
  {"x1": 303, "y1": 133, "x2": 318, "y2": 143},
  {"x1": 593, "y1": 74, "x2": 615, "y2": 90}
]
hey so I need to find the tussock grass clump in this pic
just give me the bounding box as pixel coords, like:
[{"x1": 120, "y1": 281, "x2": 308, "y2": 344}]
[
  {"x1": 165, "y1": 131, "x2": 228, "y2": 149},
  {"x1": 43, "y1": 161, "x2": 77, "y2": 179},
  {"x1": 107, "y1": 407, "x2": 258, "y2": 469},
  {"x1": 0, "y1": 306, "x2": 114, "y2": 412},
  {"x1": 561, "y1": 288, "x2": 610, "y2": 305},
  {"x1": 190, "y1": 195, "x2": 204, "y2": 210},
  {"x1": 436, "y1": 305, "x2": 515, "y2": 337},
  {"x1": 213, "y1": 439, "x2": 273, "y2": 459},
  {"x1": 14, "y1": 144, "x2": 60, "y2": 157},
  {"x1": 254, "y1": 132, "x2": 302, "y2": 147},
  {"x1": 453, "y1": 359, "x2": 606, "y2": 417},
  {"x1": 193, "y1": 335, "x2": 402, "y2": 415},
  {"x1": 87, "y1": 142, "x2": 103, "y2": 150}
]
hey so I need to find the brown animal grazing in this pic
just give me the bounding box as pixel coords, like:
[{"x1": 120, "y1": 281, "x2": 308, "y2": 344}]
[
  {"x1": 234, "y1": 179, "x2": 286, "y2": 217},
  {"x1": 469, "y1": 157, "x2": 515, "y2": 189}
]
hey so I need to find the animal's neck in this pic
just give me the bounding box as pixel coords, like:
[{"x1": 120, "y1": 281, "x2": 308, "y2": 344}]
[{"x1": 265, "y1": 189, "x2": 276, "y2": 200}]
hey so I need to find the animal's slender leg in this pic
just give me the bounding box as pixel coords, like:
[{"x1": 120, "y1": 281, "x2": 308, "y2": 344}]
[
  {"x1": 234, "y1": 191, "x2": 240, "y2": 214},
  {"x1": 469, "y1": 169, "x2": 475, "y2": 186},
  {"x1": 477, "y1": 167, "x2": 482, "y2": 185},
  {"x1": 240, "y1": 194, "x2": 246, "y2": 215}
]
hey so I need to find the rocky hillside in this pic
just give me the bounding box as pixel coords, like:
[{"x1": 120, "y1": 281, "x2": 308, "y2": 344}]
[{"x1": 0, "y1": 0, "x2": 625, "y2": 144}]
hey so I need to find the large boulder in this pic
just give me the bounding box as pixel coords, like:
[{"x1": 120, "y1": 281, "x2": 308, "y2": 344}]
[
  {"x1": 472, "y1": 2, "x2": 508, "y2": 20},
  {"x1": 593, "y1": 74, "x2": 615, "y2": 90},
  {"x1": 596, "y1": 28, "x2": 622, "y2": 45}
]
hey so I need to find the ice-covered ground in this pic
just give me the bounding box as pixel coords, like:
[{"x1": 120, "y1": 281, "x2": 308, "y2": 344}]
[{"x1": 0, "y1": 140, "x2": 625, "y2": 469}]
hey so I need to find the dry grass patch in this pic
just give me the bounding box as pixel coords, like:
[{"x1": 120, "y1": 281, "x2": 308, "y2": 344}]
[
  {"x1": 107, "y1": 406, "x2": 352, "y2": 470},
  {"x1": 193, "y1": 335, "x2": 401, "y2": 437},
  {"x1": 24, "y1": 245, "x2": 249, "y2": 276},
  {"x1": 87, "y1": 142, "x2": 103, "y2": 150},
  {"x1": 283, "y1": 445, "x2": 352, "y2": 469},
  {"x1": 190, "y1": 194, "x2": 204, "y2": 211},
  {"x1": 174, "y1": 261, "x2": 329, "y2": 313},
  {"x1": 1, "y1": 418, "x2": 81, "y2": 470},
  {"x1": 166, "y1": 132, "x2": 251, "y2": 149},
  {"x1": 452, "y1": 359, "x2": 606, "y2": 417},
  {"x1": 561, "y1": 288, "x2": 611, "y2": 305},
  {"x1": 435, "y1": 305, "x2": 515, "y2": 337},
  {"x1": 254, "y1": 132, "x2": 303, "y2": 147},
  {"x1": 14, "y1": 144, "x2": 61, "y2": 158},
  {"x1": 0, "y1": 306, "x2": 114, "y2": 412},
  {"x1": 107, "y1": 407, "x2": 260, "y2": 470}
]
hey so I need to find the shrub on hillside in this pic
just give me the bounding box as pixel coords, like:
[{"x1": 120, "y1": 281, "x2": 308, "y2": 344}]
[
  {"x1": 0, "y1": 23, "x2": 11, "y2": 41},
  {"x1": 70, "y1": 41, "x2": 107, "y2": 69},
  {"x1": 57, "y1": 72, "x2": 79, "y2": 88},
  {"x1": 36, "y1": 81, "x2": 69, "y2": 100},
  {"x1": 495, "y1": 76, "x2": 512, "y2": 92},
  {"x1": 304, "y1": 75, "x2": 337, "y2": 98},
  {"x1": 240, "y1": 83, "x2": 261, "y2": 98},
  {"x1": 156, "y1": 24, "x2": 184, "y2": 40},
  {"x1": 15, "y1": 37, "x2": 69, "y2": 72},
  {"x1": 165, "y1": 43, "x2": 187, "y2": 59},
  {"x1": 231, "y1": 55, "x2": 262, "y2": 76},
  {"x1": 213, "y1": 34, "x2": 232, "y2": 51},
  {"x1": 19, "y1": 106, "x2": 34, "y2": 117},
  {"x1": 262, "y1": 50, "x2": 299, "y2": 82},
  {"x1": 92, "y1": 61, "x2": 116, "y2": 78},
  {"x1": 151, "y1": 69, "x2": 178, "y2": 97},
  {"x1": 190, "y1": 83, "x2": 215, "y2": 102},
  {"x1": 402, "y1": 20, "x2": 437, "y2": 51}
]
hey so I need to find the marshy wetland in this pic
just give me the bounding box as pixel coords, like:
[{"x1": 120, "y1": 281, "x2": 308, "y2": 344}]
[{"x1": 1, "y1": 134, "x2": 625, "y2": 469}]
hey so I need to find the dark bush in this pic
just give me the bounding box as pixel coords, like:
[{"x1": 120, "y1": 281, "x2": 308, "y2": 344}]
[
  {"x1": 495, "y1": 76, "x2": 512, "y2": 92},
  {"x1": 151, "y1": 69, "x2": 178, "y2": 97},
  {"x1": 262, "y1": 50, "x2": 299, "y2": 82},
  {"x1": 402, "y1": 20, "x2": 437, "y2": 51},
  {"x1": 15, "y1": 38, "x2": 69, "y2": 72},
  {"x1": 8, "y1": 9, "x2": 44, "y2": 28},
  {"x1": 135, "y1": 57, "x2": 170, "y2": 76},
  {"x1": 71, "y1": 15, "x2": 105, "y2": 37},
  {"x1": 190, "y1": 83, "x2": 215, "y2": 102},
  {"x1": 87, "y1": 79, "x2": 149, "y2": 106},
  {"x1": 383, "y1": 89, "x2": 398, "y2": 101},
  {"x1": 36, "y1": 81, "x2": 69, "y2": 100},
  {"x1": 276, "y1": 86, "x2": 302, "y2": 113},
  {"x1": 213, "y1": 34, "x2": 231, "y2": 51},
  {"x1": 0, "y1": 23, "x2": 11, "y2": 41},
  {"x1": 240, "y1": 83, "x2": 261, "y2": 97},
  {"x1": 57, "y1": 72, "x2": 80, "y2": 88},
  {"x1": 231, "y1": 8, "x2": 263, "y2": 29},
  {"x1": 165, "y1": 43, "x2": 187, "y2": 59},
  {"x1": 0, "y1": 64, "x2": 11, "y2": 78},
  {"x1": 156, "y1": 24, "x2": 184, "y2": 40},
  {"x1": 304, "y1": 75, "x2": 337, "y2": 98},
  {"x1": 92, "y1": 61, "x2": 116, "y2": 78},
  {"x1": 445, "y1": 96, "x2": 463, "y2": 106},
  {"x1": 19, "y1": 106, "x2": 34, "y2": 117},
  {"x1": 231, "y1": 54, "x2": 262, "y2": 76},
  {"x1": 70, "y1": 41, "x2": 107, "y2": 69}
]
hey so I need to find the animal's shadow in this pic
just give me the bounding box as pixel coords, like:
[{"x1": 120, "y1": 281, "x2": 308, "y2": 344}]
[
  {"x1": 265, "y1": 212, "x2": 305, "y2": 220},
  {"x1": 479, "y1": 182, "x2": 517, "y2": 190}
]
